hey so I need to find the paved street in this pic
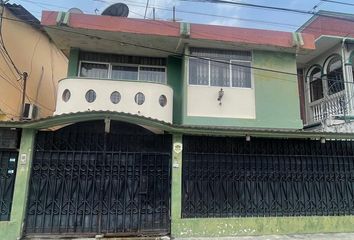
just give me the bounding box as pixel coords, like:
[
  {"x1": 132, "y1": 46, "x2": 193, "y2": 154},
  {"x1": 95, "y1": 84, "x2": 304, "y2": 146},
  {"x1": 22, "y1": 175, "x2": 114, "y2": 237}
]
[{"x1": 176, "y1": 233, "x2": 354, "y2": 240}]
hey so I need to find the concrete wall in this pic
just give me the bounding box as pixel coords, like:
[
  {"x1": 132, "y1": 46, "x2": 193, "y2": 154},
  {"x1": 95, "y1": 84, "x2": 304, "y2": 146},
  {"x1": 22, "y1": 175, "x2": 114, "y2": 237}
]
[
  {"x1": 0, "y1": 8, "x2": 67, "y2": 121},
  {"x1": 55, "y1": 78, "x2": 173, "y2": 123}
]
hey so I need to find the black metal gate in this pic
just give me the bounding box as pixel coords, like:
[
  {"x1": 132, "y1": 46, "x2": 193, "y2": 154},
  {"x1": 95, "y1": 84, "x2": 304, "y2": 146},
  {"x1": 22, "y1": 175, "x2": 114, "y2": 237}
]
[
  {"x1": 25, "y1": 121, "x2": 171, "y2": 237},
  {"x1": 182, "y1": 136, "x2": 354, "y2": 218},
  {"x1": 0, "y1": 150, "x2": 18, "y2": 221}
]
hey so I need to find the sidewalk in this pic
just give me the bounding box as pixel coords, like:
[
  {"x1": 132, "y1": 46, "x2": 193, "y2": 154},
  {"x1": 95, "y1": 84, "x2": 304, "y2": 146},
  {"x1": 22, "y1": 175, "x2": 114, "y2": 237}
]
[{"x1": 176, "y1": 233, "x2": 354, "y2": 240}]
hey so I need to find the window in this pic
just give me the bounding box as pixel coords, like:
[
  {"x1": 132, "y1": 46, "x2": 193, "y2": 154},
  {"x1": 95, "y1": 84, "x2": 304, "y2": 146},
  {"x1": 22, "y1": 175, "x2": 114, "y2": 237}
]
[
  {"x1": 188, "y1": 48, "x2": 252, "y2": 88},
  {"x1": 189, "y1": 58, "x2": 209, "y2": 85},
  {"x1": 62, "y1": 89, "x2": 71, "y2": 102},
  {"x1": 139, "y1": 67, "x2": 166, "y2": 83},
  {"x1": 79, "y1": 61, "x2": 166, "y2": 84},
  {"x1": 309, "y1": 67, "x2": 323, "y2": 102},
  {"x1": 80, "y1": 62, "x2": 109, "y2": 79},
  {"x1": 231, "y1": 61, "x2": 252, "y2": 88},
  {"x1": 326, "y1": 56, "x2": 344, "y2": 95},
  {"x1": 110, "y1": 91, "x2": 121, "y2": 104},
  {"x1": 159, "y1": 95, "x2": 167, "y2": 107},
  {"x1": 85, "y1": 90, "x2": 96, "y2": 103},
  {"x1": 135, "y1": 92, "x2": 145, "y2": 105},
  {"x1": 210, "y1": 61, "x2": 230, "y2": 87},
  {"x1": 112, "y1": 65, "x2": 138, "y2": 80}
]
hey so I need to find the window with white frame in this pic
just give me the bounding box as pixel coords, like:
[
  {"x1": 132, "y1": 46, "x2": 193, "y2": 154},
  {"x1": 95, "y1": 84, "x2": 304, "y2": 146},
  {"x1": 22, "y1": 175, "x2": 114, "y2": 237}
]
[
  {"x1": 188, "y1": 48, "x2": 252, "y2": 88},
  {"x1": 80, "y1": 62, "x2": 109, "y2": 79},
  {"x1": 80, "y1": 62, "x2": 167, "y2": 84},
  {"x1": 308, "y1": 66, "x2": 323, "y2": 102},
  {"x1": 78, "y1": 52, "x2": 167, "y2": 84}
]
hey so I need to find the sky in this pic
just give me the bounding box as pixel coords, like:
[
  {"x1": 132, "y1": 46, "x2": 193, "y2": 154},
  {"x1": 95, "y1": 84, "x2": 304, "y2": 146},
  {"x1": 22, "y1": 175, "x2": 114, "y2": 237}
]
[{"x1": 7, "y1": 0, "x2": 354, "y2": 32}]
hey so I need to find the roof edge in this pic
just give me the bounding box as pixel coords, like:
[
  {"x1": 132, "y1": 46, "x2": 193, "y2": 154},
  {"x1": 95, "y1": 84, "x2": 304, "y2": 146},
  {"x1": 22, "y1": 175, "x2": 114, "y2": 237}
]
[{"x1": 1, "y1": 111, "x2": 353, "y2": 139}]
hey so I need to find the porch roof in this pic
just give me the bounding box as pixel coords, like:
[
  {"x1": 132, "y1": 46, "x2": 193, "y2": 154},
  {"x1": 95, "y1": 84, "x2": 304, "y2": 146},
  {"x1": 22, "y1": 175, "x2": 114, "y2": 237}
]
[{"x1": 0, "y1": 111, "x2": 353, "y2": 140}]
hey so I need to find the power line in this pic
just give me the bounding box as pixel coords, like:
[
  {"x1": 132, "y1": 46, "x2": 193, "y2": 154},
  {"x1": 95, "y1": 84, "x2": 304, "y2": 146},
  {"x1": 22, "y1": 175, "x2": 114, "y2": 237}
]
[
  {"x1": 180, "y1": 0, "x2": 315, "y2": 15},
  {"x1": 320, "y1": 0, "x2": 354, "y2": 7},
  {"x1": 16, "y1": 0, "x2": 354, "y2": 39},
  {"x1": 4, "y1": 13, "x2": 354, "y2": 84}
]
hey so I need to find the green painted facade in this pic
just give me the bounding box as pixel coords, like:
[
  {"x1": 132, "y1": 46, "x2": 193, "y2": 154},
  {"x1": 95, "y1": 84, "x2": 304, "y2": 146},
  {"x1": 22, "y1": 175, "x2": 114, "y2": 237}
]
[
  {"x1": 170, "y1": 133, "x2": 354, "y2": 238},
  {"x1": 182, "y1": 50, "x2": 303, "y2": 129},
  {"x1": 2, "y1": 44, "x2": 348, "y2": 240},
  {"x1": 66, "y1": 48, "x2": 302, "y2": 129},
  {"x1": 67, "y1": 48, "x2": 79, "y2": 77},
  {"x1": 0, "y1": 129, "x2": 36, "y2": 240},
  {"x1": 1, "y1": 116, "x2": 354, "y2": 239},
  {"x1": 167, "y1": 56, "x2": 183, "y2": 124}
]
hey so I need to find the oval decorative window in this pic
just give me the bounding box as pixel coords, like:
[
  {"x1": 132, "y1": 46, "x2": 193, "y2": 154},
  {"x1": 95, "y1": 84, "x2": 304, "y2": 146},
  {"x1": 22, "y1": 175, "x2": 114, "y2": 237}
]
[
  {"x1": 85, "y1": 89, "x2": 96, "y2": 103},
  {"x1": 134, "y1": 92, "x2": 145, "y2": 105},
  {"x1": 62, "y1": 89, "x2": 71, "y2": 102},
  {"x1": 110, "y1": 91, "x2": 121, "y2": 104},
  {"x1": 159, "y1": 95, "x2": 167, "y2": 107}
]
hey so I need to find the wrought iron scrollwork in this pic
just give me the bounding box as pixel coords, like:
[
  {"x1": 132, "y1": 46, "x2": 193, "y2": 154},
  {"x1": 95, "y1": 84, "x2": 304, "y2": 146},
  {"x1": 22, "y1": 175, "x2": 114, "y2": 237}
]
[
  {"x1": 182, "y1": 136, "x2": 354, "y2": 218},
  {"x1": 25, "y1": 121, "x2": 171, "y2": 236},
  {"x1": 0, "y1": 150, "x2": 18, "y2": 221}
]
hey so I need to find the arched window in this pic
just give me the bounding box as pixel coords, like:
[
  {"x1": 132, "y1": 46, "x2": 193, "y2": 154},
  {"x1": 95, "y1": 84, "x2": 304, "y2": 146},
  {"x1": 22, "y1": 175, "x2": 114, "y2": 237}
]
[
  {"x1": 326, "y1": 55, "x2": 344, "y2": 95},
  {"x1": 308, "y1": 66, "x2": 323, "y2": 102}
]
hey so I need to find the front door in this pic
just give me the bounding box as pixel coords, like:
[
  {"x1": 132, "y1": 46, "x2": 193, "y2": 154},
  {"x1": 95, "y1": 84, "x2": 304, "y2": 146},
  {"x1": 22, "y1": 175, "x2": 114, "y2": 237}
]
[{"x1": 24, "y1": 121, "x2": 171, "y2": 237}]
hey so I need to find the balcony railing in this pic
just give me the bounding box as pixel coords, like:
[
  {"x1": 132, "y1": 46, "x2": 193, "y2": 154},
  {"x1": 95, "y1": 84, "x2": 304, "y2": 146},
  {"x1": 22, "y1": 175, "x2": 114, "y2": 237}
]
[
  {"x1": 55, "y1": 78, "x2": 173, "y2": 123},
  {"x1": 307, "y1": 90, "x2": 347, "y2": 124}
]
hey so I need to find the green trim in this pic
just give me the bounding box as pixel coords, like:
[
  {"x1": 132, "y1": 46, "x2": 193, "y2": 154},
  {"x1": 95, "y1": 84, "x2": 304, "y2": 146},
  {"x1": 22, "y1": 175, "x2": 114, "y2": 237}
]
[
  {"x1": 171, "y1": 134, "x2": 183, "y2": 236},
  {"x1": 67, "y1": 48, "x2": 80, "y2": 77},
  {"x1": 182, "y1": 46, "x2": 189, "y2": 125},
  {"x1": 172, "y1": 216, "x2": 354, "y2": 238},
  {"x1": 0, "y1": 129, "x2": 36, "y2": 240},
  {"x1": 167, "y1": 56, "x2": 183, "y2": 124},
  {"x1": 180, "y1": 22, "x2": 190, "y2": 38},
  {"x1": 63, "y1": 12, "x2": 70, "y2": 25},
  {"x1": 55, "y1": 11, "x2": 65, "y2": 25},
  {"x1": 0, "y1": 111, "x2": 354, "y2": 139},
  {"x1": 349, "y1": 51, "x2": 354, "y2": 65}
]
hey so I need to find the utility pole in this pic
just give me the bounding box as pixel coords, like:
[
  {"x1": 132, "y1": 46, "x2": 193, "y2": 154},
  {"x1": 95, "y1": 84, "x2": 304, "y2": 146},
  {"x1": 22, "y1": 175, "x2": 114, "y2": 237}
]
[
  {"x1": 20, "y1": 72, "x2": 28, "y2": 121},
  {"x1": 144, "y1": 0, "x2": 149, "y2": 19},
  {"x1": 173, "y1": 6, "x2": 176, "y2": 22}
]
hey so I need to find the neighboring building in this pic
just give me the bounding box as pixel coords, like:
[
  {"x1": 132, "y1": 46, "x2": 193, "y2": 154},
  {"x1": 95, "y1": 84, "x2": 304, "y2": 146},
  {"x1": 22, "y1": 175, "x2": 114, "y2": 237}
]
[
  {"x1": 0, "y1": 4, "x2": 67, "y2": 121},
  {"x1": 297, "y1": 11, "x2": 354, "y2": 132},
  {"x1": 1, "y1": 9, "x2": 354, "y2": 240}
]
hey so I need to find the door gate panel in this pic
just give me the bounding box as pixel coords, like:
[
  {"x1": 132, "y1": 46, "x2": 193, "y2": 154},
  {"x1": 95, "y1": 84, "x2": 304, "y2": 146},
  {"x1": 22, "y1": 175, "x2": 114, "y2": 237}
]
[
  {"x1": 25, "y1": 121, "x2": 171, "y2": 236},
  {"x1": 182, "y1": 136, "x2": 354, "y2": 218},
  {"x1": 0, "y1": 150, "x2": 18, "y2": 221}
]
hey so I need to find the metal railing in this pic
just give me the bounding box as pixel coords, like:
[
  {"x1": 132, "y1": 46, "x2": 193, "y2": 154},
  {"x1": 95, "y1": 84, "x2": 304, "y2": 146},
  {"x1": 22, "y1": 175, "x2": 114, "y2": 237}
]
[{"x1": 308, "y1": 90, "x2": 347, "y2": 124}]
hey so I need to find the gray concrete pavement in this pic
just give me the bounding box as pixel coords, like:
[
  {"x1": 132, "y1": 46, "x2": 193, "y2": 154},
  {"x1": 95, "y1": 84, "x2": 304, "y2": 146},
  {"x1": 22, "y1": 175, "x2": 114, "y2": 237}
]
[{"x1": 176, "y1": 233, "x2": 354, "y2": 240}]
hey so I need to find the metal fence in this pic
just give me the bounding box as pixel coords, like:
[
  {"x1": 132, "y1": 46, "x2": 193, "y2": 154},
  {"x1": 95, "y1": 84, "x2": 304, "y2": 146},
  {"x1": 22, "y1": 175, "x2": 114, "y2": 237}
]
[
  {"x1": 0, "y1": 150, "x2": 18, "y2": 221},
  {"x1": 182, "y1": 136, "x2": 354, "y2": 218}
]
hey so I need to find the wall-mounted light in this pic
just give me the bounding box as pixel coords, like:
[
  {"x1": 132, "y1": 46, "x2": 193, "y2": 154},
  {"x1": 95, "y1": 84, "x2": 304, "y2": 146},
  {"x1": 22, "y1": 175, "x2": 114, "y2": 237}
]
[
  {"x1": 246, "y1": 135, "x2": 251, "y2": 142},
  {"x1": 217, "y1": 88, "x2": 224, "y2": 105},
  {"x1": 320, "y1": 137, "x2": 326, "y2": 144}
]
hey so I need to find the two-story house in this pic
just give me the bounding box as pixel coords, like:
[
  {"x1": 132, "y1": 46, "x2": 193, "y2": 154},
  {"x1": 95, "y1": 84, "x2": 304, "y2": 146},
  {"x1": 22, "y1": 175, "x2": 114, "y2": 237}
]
[
  {"x1": 298, "y1": 11, "x2": 354, "y2": 132},
  {"x1": 1, "y1": 8, "x2": 354, "y2": 240}
]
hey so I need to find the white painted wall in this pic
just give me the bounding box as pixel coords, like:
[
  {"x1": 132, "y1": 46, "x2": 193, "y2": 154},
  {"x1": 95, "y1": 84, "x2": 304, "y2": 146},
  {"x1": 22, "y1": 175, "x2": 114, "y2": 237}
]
[
  {"x1": 187, "y1": 85, "x2": 256, "y2": 119},
  {"x1": 55, "y1": 78, "x2": 173, "y2": 123}
]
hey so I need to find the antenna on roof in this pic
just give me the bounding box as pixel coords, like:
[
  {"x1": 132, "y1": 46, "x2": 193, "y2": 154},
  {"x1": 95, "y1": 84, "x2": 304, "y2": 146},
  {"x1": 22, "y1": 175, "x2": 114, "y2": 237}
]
[
  {"x1": 68, "y1": 8, "x2": 84, "y2": 14},
  {"x1": 102, "y1": 3, "x2": 129, "y2": 17}
]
